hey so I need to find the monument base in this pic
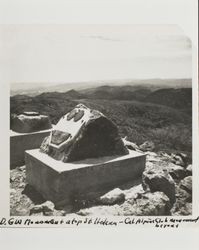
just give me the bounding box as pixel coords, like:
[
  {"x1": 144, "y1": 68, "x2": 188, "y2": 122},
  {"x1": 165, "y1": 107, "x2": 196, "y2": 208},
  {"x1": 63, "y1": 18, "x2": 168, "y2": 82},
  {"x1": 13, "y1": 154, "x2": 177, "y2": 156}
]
[
  {"x1": 10, "y1": 129, "x2": 51, "y2": 169},
  {"x1": 25, "y1": 149, "x2": 146, "y2": 208}
]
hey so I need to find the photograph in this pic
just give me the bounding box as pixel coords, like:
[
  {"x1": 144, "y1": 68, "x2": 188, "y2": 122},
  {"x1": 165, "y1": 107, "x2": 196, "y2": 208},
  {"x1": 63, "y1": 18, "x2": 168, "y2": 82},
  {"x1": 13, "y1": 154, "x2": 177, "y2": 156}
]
[{"x1": 9, "y1": 24, "x2": 193, "y2": 217}]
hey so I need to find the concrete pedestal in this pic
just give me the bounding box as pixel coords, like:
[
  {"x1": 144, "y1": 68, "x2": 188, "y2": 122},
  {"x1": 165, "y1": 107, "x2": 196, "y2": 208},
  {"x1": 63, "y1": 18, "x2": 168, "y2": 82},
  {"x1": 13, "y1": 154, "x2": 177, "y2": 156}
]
[
  {"x1": 10, "y1": 129, "x2": 51, "y2": 169},
  {"x1": 25, "y1": 149, "x2": 146, "y2": 208}
]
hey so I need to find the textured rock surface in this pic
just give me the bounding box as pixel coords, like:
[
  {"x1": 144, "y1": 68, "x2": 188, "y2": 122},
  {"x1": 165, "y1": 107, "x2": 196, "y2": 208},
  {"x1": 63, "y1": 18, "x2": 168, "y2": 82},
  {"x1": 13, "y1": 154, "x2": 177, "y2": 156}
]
[
  {"x1": 121, "y1": 191, "x2": 171, "y2": 216},
  {"x1": 77, "y1": 191, "x2": 171, "y2": 216},
  {"x1": 30, "y1": 201, "x2": 55, "y2": 216},
  {"x1": 11, "y1": 112, "x2": 52, "y2": 133},
  {"x1": 180, "y1": 176, "x2": 192, "y2": 194},
  {"x1": 171, "y1": 185, "x2": 192, "y2": 215},
  {"x1": 167, "y1": 164, "x2": 186, "y2": 180},
  {"x1": 122, "y1": 137, "x2": 140, "y2": 151},
  {"x1": 10, "y1": 139, "x2": 192, "y2": 216},
  {"x1": 139, "y1": 141, "x2": 155, "y2": 152},
  {"x1": 186, "y1": 164, "x2": 192, "y2": 176},
  {"x1": 99, "y1": 188, "x2": 125, "y2": 205},
  {"x1": 142, "y1": 169, "x2": 176, "y2": 205},
  {"x1": 40, "y1": 104, "x2": 128, "y2": 162}
]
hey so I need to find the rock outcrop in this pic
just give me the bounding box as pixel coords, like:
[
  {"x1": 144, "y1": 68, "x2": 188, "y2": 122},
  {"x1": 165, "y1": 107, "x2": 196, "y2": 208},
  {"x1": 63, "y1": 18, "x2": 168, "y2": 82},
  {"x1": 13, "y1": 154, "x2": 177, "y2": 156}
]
[
  {"x1": 40, "y1": 104, "x2": 128, "y2": 162},
  {"x1": 77, "y1": 191, "x2": 171, "y2": 216},
  {"x1": 11, "y1": 112, "x2": 52, "y2": 133},
  {"x1": 142, "y1": 169, "x2": 176, "y2": 205},
  {"x1": 10, "y1": 136, "x2": 192, "y2": 216},
  {"x1": 122, "y1": 191, "x2": 171, "y2": 216}
]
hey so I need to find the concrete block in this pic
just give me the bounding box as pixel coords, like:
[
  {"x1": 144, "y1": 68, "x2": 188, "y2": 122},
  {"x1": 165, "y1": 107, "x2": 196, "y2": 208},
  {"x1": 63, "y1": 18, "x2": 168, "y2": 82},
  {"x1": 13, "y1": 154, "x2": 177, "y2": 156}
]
[
  {"x1": 10, "y1": 129, "x2": 51, "y2": 169},
  {"x1": 25, "y1": 149, "x2": 146, "y2": 207}
]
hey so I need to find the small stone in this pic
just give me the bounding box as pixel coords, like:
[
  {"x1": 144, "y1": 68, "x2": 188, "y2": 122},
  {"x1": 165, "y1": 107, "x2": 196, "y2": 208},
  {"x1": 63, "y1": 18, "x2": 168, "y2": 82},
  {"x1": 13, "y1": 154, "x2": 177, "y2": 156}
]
[
  {"x1": 30, "y1": 205, "x2": 43, "y2": 215},
  {"x1": 186, "y1": 165, "x2": 192, "y2": 176},
  {"x1": 10, "y1": 188, "x2": 17, "y2": 194},
  {"x1": 171, "y1": 185, "x2": 192, "y2": 215},
  {"x1": 142, "y1": 169, "x2": 176, "y2": 205},
  {"x1": 122, "y1": 137, "x2": 140, "y2": 151},
  {"x1": 122, "y1": 191, "x2": 171, "y2": 216},
  {"x1": 29, "y1": 200, "x2": 55, "y2": 215},
  {"x1": 139, "y1": 141, "x2": 155, "y2": 152},
  {"x1": 19, "y1": 183, "x2": 25, "y2": 188},
  {"x1": 18, "y1": 166, "x2": 26, "y2": 171},
  {"x1": 168, "y1": 164, "x2": 186, "y2": 180},
  {"x1": 99, "y1": 188, "x2": 125, "y2": 205},
  {"x1": 42, "y1": 201, "x2": 55, "y2": 213},
  {"x1": 53, "y1": 210, "x2": 67, "y2": 216},
  {"x1": 171, "y1": 154, "x2": 185, "y2": 167},
  {"x1": 15, "y1": 208, "x2": 28, "y2": 216},
  {"x1": 177, "y1": 153, "x2": 188, "y2": 166},
  {"x1": 175, "y1": 185, "x2": 192, "y2": 202},
  {"x1": 180, "y1": 176, "x2": 192, "y2": 194}
]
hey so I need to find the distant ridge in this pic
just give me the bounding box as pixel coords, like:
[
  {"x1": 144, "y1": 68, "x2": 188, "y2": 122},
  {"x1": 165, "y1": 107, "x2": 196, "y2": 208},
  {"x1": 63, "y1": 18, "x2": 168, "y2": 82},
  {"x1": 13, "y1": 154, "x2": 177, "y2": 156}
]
[
  {"x1": 144, "y1": 88, "x2": 192, "y2": 110},
  {"x1": 10, "y1": 78, "x2": 192, "y2": 97}
]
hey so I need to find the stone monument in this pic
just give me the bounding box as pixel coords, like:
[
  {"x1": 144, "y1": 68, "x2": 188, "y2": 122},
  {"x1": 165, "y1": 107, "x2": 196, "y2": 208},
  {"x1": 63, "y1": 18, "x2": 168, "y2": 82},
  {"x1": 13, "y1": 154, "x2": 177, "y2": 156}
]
[
  {"x1": 10, "y1": 112, "x2": 52, "y2": 168},
  {"x1": 11, "y1": 111, "x2": 52, "y2": 133},
  {"x1": 40, "y1": 104, "x2": 128, "y2": 162},
  {"x1": 25, "y1": 104, "x2": 146, "y2": 208}
]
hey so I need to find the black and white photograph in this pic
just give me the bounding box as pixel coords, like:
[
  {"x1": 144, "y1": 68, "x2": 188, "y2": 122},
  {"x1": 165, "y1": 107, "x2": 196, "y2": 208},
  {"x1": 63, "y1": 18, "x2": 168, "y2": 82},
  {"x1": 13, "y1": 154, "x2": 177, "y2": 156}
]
[
  {"x1": 8, "y1": 24, "x2": 193, "y2": 217},
  {"x1": 0, "y1": 1, "x2": 198, "y2": 250}
]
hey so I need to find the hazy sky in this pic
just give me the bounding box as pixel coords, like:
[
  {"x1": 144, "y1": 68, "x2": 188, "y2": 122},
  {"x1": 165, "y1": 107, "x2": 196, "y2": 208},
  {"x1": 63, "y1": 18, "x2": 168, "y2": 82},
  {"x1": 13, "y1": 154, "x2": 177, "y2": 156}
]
[{"x1": 1, "y1": 24, "x2": 192, "y2": 87}]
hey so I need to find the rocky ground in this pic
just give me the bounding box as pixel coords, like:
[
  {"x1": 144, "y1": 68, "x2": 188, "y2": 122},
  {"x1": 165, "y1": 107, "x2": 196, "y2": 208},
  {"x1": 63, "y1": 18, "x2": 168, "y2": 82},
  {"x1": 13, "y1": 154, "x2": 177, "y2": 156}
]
[{"x1": 10, "y1": 140, "x2": 192, "y2": 217}]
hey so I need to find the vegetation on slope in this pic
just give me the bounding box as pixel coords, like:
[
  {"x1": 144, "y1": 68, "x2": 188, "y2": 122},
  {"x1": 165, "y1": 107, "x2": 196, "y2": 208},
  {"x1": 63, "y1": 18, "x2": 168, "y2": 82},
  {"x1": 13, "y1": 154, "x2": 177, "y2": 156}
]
[{"x1": 10, "y1": 89, "x2": 192, "y2": 156}]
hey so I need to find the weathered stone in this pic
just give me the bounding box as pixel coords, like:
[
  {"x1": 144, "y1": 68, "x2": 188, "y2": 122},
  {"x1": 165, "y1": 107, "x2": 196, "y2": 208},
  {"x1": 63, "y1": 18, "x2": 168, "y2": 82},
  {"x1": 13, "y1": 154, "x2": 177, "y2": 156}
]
[
  {"x1": 170, "y1": 154, "x2": 185, "y2": 167},
  {"x1": 40, "y1": 104, "x2": 128, "y2": 162},
  {"x1": 186, "y1": 164, "x2": 192, "y2": 176},
  {"x1": 99, "y1": 188, "x2": 125, "y2": 205},
  {"x1": 11, "y1": 112, "x2": 52, "y2": 133},
  {"x1": 18, "y1": 166, "x2": 26, "y2": 172},
  {"x1": 14, "y1": 208, "x2": 28, "y2": 216},
  {"x1": 122, "y1": 137, "x2": 140, "y2": 151},
  {"x1": 168, "y1": 164, "x2": 186, "y2": 180},
  {"x1": 19, "y1": 183, "x2": 25, "y2": 188},
  {"x1": 29, "y1": 204, "x2": 43, "y2": 215},
  {"x1": 124, "y1": 184, "x2": 145, "y2": 200},
  {"x1": 175, "y1": 185, "x2": 192, "y2": 202},
  {"x1": 122, "y1": 191, "x2": 171, "y2": 216},
  {"x1": 10, "y1": 188, "x2": 17, "y2": 194},
  {"x1": 142, "y1": 169, "x2": 176, "y2": 205},
  {"x1": 139, "y1": 141, "x2": 155, "y2": 152},
  {"x1": 77, "y1": 191, "x2": 171, "y2": 216},
  {"x1": 180, "y1": 176, "x2": 192, "y2": 194},
  {"x1": 76, "y1": 205, "x2": 121, "y2": 216},
  {"x1": 29, "y1": 200, "x2": 55, "y2": 216},
  {"x1": 177, "y1": 152, "x2": 189, "y2": 166},
  {"x1": 42, "y1": 201, "x2": 55, "y2": 213},
  {"x1": 171, "y1": 185, "x2": 192, "y2": 215}
]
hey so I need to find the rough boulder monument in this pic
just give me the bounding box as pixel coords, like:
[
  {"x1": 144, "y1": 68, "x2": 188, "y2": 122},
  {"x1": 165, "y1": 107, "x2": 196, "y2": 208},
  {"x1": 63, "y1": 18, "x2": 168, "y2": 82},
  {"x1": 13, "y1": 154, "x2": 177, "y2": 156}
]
[
  {"x1": 40, "y1": 104, "x2": 128, "y2": 162},
  {"x1": 25, "y1": 104, "x2": 146, "y2": 208}
]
